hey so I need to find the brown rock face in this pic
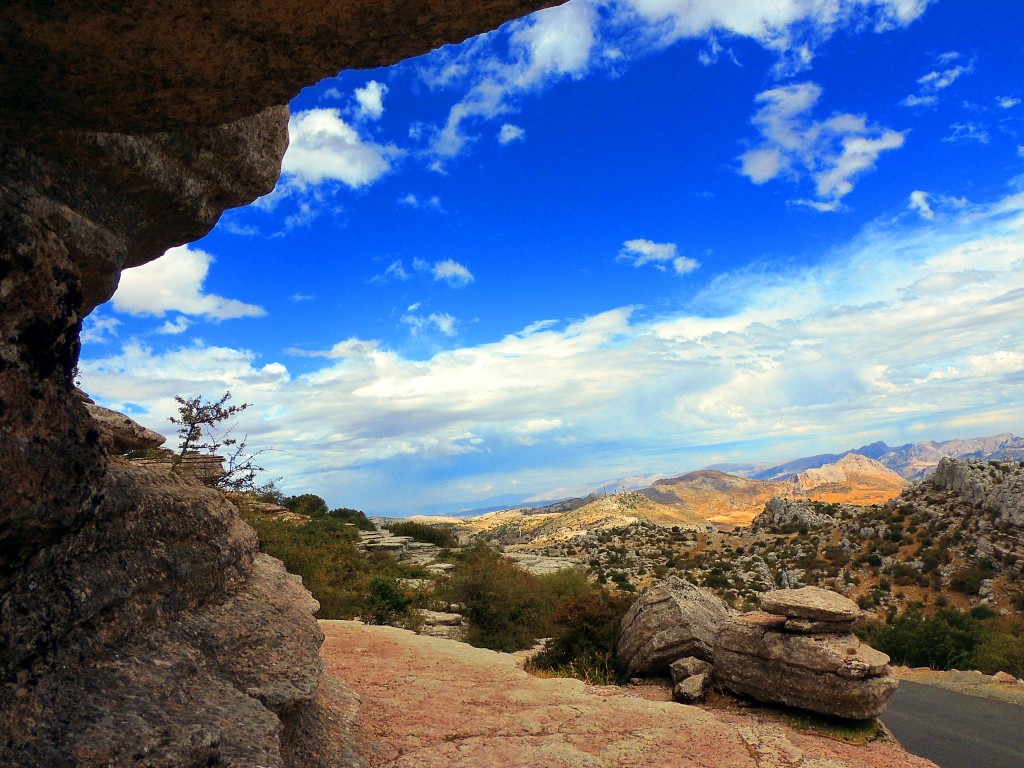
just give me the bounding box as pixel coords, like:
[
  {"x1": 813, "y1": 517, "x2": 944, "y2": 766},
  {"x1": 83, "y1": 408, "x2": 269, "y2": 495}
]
[
  {"x1": 0, "y1": 2, "x2": 554, "y2": 765},
  {"x1": 714, "y1": 612, "x2": 899, "y2": 719}
]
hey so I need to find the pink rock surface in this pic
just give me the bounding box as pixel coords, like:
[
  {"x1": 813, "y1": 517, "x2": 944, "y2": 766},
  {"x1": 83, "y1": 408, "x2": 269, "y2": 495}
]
[{"x1": 321, "y1": 621, "x2": 935, "y2": 768}]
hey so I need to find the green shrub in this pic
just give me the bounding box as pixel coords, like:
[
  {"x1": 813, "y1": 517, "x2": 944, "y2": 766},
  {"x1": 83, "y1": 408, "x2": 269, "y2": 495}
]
[
  {"x1": 444, "y1": 543, "x2": 551, "y2": 651},
  {"x1": 387, "y1": 520, "x2": 458, "y2": 548},
  {"x1": 284, "y1": 493, "x2": 329, "y2": 517},
  {"x1": 328, "y1": 506, "x2": 375, "y2": 530},
  {"x1": 859, "y1": 606, "x2": 985, "y2": 670},
  {"x1": 531, "y1": 587, "x2": 635, "y2": 685}
]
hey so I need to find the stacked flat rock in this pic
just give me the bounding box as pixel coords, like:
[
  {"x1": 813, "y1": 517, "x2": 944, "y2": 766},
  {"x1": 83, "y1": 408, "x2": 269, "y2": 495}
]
[
  {"x1": 713, "y1": 587, "x2": 898, "y2": 719},
  {"x1": 760, "y1": 586, "x2": 860, "y2": 634}
]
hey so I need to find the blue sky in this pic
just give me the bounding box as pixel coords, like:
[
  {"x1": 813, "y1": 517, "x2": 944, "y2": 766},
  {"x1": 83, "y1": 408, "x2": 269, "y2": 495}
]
[{"x1": 80, "y1": 0, "x2": 1024, "y2": 515}]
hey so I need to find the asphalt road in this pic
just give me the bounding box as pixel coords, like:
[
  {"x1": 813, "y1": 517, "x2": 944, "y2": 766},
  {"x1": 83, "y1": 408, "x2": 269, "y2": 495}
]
[{"x1": 882, "y1": 681, "x2": 1024, "y2": 768}]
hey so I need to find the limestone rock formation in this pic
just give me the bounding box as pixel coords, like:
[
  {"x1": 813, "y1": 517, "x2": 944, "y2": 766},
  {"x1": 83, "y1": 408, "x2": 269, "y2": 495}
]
[
  {"x1": 617, "y1": 576, "x2": 732, "y2": 678},
  {"x1": 930, "y1": 457, "x2": 1024, "y2": 527},
  {"x1": 0, "y1": 2, "x2": 555, "y2": 765},
  {"x1": 714, "y1": 602, "x2": 898, "y2": 719},
  {"x1": 750, "y1": 497, "x2": 837, "y2": 532},
  {"x1": 84, "y1": 401, "x2": 167, "y2": 453}
]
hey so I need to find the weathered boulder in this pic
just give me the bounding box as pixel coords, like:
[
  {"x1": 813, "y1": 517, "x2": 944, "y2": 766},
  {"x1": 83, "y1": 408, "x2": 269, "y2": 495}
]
[
  {"x1": 714, "y1": 612, "x2": 898, "y2": 719},
  {"x1": 85, "y1": 401, "x2": 167, "y2": 453},
  {"x1": 617, "y1": 576, "x2": 731, "y2": 678},
  {"x1": 670, "y1": 656, "x2": 713, "y2": 685}
]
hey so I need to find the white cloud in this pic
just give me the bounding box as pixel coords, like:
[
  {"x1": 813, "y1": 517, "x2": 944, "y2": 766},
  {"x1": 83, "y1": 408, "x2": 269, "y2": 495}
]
[
  {"x1": 498, "y1": 124, "x2": 526, "y2": 144},
  {"x1": 944, "y1": 122, "x2": 990, "y2": 144},
  {"x1": 431, "y1": 259, "x2": 475, "y2": 288},
  {"x1": 997, "y1": 97, "x2": 1021, "y2": 109},
  {"x1": 290, "y1": 293, "x2": 314, "y2": 302},
  {"x1": 81, "y1": 314, "x2": 120, "y2": 344},
  {"x1": 354, "y1": 80, "x2": 388, "y2": 120},
  {"x1": 398, "y1": 193, "x2": 444, "y2": 211},
  {"x1": 901, "y1": 53, "x2": 973, "y2": 108},
  {"x1": 80, "y1": 192, "x2": 1024, "y2": 513},
  {"x1": 619, "y1": 239, "x2": 701, "y2": 276},
  {"x1": 908, "y1": 190, "x2": 933, "y2": 219},
  {"x1": 282, "y1": 108, "x2": 399, "y2": 188},
  {"x1": 402, "y1": 312, "x2": 459, "y2": 337},
  {"x1": 422, "y1": 0, "x2": 928, "y2": 165},
  {"x1": 111, "y1": 245, "x2": 265, "y2": 320},
  {"x1": 738, "y1": 82, "x2": 905, "y2": 209},
  {"x1": 157, "y1": 316, "x2": 192, "y2": 335}
]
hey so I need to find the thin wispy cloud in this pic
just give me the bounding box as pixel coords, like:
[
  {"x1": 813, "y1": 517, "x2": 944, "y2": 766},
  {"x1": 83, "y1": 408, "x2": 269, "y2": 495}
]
[
  {"x1": 901, "y1": 52, "x2": 973, "y2": 108},
  {"x1": 430, "y1": 259, "x2": 475, "y2": 288},
  {"x1": 738, "y1": 82, "x2": 905, "y2": 211}
]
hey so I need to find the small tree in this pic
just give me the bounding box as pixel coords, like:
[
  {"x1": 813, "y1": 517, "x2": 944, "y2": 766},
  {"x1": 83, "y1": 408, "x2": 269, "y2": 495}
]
[{"x1": 169, "y1": 391, "x2": 269, "y2": 491}]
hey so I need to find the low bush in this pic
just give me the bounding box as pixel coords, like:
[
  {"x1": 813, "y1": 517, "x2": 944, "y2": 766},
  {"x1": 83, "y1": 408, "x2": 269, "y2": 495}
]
[{"x1": 387, "y1": 520, "x2": 458, "y2": 548}]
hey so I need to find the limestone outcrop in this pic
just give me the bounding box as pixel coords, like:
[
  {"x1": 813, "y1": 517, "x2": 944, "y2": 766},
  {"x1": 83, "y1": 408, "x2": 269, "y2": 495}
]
[
  {"x1": 930, "y1": 457, "x2": 1024, "y2": 527},
  {"x1": 750, "y1": 497, "x2": 836, "y2": 532},
  {"x1": 617, "y1": 576, "x2": 732, "y2": 678},
  {"x1": 713, "y1": 588, "x2": 898, "y2": 719},
  {"x1": 0, "y1": 2, "x2": 555, "y2": 765}
]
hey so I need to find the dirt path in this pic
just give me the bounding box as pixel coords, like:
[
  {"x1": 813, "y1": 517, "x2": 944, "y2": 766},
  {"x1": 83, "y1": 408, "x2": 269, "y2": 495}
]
[{"x1": 320, "y1": 620, "x2": 935, "y2": 768}]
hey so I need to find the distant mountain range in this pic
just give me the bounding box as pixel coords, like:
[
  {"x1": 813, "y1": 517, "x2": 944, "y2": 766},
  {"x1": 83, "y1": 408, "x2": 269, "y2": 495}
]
[{"x1": 735, "y1": 433, "x2": 1024, "y2": 481}]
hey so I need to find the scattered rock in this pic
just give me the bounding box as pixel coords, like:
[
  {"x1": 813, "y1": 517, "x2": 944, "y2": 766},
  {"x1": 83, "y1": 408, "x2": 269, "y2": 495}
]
[
  {"x1": 992, "y1": 671, "x2": 1018, "y2": 684},
  {"x1": 617, "y1": 576, "x2": 732, "y2": 678},
  {"x1": 673, "y1": 672, "x2": 712, "y2": 703},
  {"x1": 670, "y1": 656, "x2": 713, "y2": 685}
]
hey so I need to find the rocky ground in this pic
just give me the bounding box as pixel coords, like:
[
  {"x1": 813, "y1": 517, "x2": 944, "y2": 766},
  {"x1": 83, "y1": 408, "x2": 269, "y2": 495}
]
[{"x1": 321, "y1": 620, "x2": 935, "y2": 768}]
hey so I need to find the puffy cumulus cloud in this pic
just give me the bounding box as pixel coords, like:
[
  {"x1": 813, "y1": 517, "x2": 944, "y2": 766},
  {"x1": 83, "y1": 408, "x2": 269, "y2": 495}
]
[
  {"x1": 158, "y1": 316, "x2": 193, "y2": 335},
  {"x1": 619, "y1": 239, "x2": 701, "y2": 275},
  {"x1": 282, "y1": 108, "x2": 400, "y2": 188},
  {"x1": 738, "y1": 82, "x2": 905, "y2": 210},
  {"x1": 354, "y1": 80, "x2": 388, "y2": 120},
  {"x1": 112, "y1": 245, "x2": 265, "y2": 321},
  {"x1": 997, "y1": 97, "x2": 1020, "y2": 109},
  {"x1": 80, "y1": 193, "x2": 1024, "y2": 515},
  {"x1": 431, "y1": 259, "x2": 475, "y2": 288},
  {"x1": 422, "y1": 0, "x2": 928, "y2": 164},
  {"x1": 498, "y1": 123, "x2": 526, "y2": 144}
]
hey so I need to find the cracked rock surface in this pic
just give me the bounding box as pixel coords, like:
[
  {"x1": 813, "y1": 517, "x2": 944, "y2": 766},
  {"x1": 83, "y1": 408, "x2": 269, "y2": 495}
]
[{"x1": 321, "y1": 620, "x2": 934, "y2": 768}]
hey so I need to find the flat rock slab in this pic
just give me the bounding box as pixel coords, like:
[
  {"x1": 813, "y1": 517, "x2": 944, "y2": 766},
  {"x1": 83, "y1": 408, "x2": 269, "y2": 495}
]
[
  {"x1": 320, "y1": 621, "x2": 934, "y2": 768},
  {"x1": 761, "y1": 586, "x2": 861, "y2": 622}
]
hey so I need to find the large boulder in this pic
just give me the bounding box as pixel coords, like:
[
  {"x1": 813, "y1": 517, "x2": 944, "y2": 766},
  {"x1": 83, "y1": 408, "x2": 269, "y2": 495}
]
[
  {"x1": 617, "y1": 576, "x2": 731, "y2": 679},
  {"x1": 714, "y1": 610, "x2": 898, "y2": 719}
]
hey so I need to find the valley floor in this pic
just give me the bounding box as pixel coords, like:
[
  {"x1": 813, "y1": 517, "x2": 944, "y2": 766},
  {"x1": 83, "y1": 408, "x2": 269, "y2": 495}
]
[{"x1": 321, "y1": 620, "x2": 935, "y2": 768}]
